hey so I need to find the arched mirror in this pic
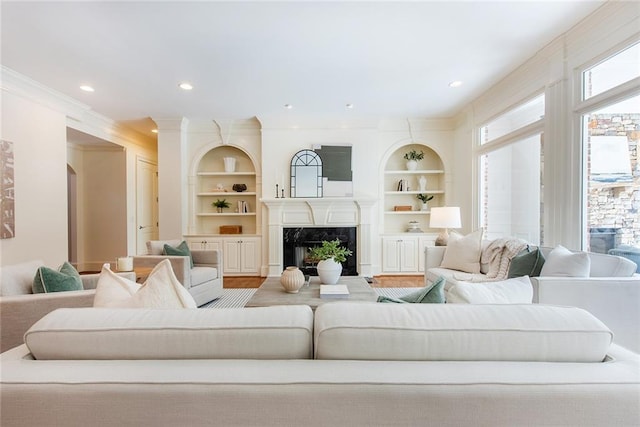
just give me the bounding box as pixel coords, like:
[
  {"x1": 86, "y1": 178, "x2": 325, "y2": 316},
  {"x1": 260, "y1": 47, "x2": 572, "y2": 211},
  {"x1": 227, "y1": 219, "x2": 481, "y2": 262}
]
[{"x1": 290, "y1": 149, "x2": 323, "y2": 198}]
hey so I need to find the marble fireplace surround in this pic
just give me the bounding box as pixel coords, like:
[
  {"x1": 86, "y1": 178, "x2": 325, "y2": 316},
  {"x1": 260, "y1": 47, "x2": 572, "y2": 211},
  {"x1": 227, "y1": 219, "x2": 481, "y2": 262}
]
[{"x1": 262, "y1": 198, "x2": 377, "y2": 277}]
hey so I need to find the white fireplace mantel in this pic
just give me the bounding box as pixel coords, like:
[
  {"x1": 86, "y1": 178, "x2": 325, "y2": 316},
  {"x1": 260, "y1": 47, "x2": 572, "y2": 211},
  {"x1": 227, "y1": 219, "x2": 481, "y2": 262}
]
[{"x1": 261, "y1": 197, "x2": 377, "y2": 276}]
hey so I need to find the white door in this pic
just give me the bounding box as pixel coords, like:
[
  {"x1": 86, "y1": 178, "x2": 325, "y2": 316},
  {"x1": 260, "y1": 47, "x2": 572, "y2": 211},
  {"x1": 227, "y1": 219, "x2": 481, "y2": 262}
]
[
  {"x1": 136, "y1": 159, "x2": 159, "y2": 254},
  {"x1": 382, "y1": 238, "x2": 402, "y2": 272},
  {"x1": 223, "y1": 239, "x2": 242, "y2": 273},
  {"x1": 400, "y1": 238, "x2": 418, "y2": 271},
  {"x1": 240, "y1": 238, "x2": 260, "y2": 273}
]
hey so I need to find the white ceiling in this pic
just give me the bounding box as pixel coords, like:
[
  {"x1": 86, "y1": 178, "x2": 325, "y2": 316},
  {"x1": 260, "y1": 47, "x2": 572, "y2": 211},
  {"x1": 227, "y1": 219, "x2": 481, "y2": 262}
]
[{"x1": 1, "y1": 1, "x2": 605, "y2": 135}]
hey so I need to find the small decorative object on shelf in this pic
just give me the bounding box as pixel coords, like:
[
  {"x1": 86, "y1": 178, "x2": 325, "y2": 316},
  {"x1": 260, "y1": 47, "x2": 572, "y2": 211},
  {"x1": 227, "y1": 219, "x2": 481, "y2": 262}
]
[
  {"x1": 308, "y1": 239, "x2": 353, "y2": 285},
  {"x1": 417, "y1": 194, "x2": 434, "y2": 211},
  {"x1": 212, "y1": 199, "x2": 230, "y2": 213},
  {"x1": 403, "y1": 149, "x2": 424, "y2": 171},
  {"x1": 418, "y1": 175, "x2": 427, "y2": 191},
  {"x1": 275, "y1": 184, "x2": 280, "y2": 198},
  {"x1": 407, "y1": 220, "x2": 423, "y2": 233},
  {"x1": 216, "y1": 183, "x2": 225, "y2": 192},
  {"x1": 223, "y1": 156, "x2": 236, "y2": 172},
  {"x1": 394, "y1": 205, "x2": 412, "y2": 211},
  {"x1": 232, "y1": 183, "x2": 247, "y2": 192},
  {"x1": 280, "y1": 266, "x2": 305, "y2": 293}
]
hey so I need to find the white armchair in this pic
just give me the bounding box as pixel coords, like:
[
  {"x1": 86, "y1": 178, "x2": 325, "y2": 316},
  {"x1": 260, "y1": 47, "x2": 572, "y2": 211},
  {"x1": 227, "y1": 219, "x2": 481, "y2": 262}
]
[{"x1": 133, "y1": 240, "x2": 223, "y2": 306}]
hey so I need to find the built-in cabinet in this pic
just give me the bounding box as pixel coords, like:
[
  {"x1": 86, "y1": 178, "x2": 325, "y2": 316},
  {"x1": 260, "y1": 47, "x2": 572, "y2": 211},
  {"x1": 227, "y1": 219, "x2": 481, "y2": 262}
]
[
  {"x1": 381, "y1": 143, "x2": 444, "y2": 274},
  {"x1": 186, "y1": 236, "x2": 261, "y2": 276},
  {"x1": 186, "y1": 145, "x2": 261, "y2": 276}
]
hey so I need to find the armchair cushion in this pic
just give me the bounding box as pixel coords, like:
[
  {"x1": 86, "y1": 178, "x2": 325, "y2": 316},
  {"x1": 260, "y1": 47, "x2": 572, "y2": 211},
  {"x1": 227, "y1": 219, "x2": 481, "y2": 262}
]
[
  {"x1": 32, "y1": 262, "x2": 83, "y2": 294},
  {"x1": 163, "y1": 241, "x2": 194, "y2": 268},
  {"x1": 440, "y1": 229, "x2": 484, "y2": 274},
  {"x1": 93, "y1": 260, "x2": 197, "y2": 309},
  {"x1": 508, "y1": 247, "x2": 545, "y2": 278},
  {"x1": 147, "y1": 239, "x2": 182, "y2": 255}
]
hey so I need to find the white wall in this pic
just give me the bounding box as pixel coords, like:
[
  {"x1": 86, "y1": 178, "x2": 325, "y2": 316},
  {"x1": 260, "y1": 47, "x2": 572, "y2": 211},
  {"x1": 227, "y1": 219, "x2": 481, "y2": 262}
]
[{"x1": 0, "y1": 90, "x2": 68, "y2": 266}]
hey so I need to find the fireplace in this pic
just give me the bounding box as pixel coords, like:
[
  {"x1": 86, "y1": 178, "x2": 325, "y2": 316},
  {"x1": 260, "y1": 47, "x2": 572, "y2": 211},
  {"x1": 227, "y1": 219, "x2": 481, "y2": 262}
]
[{"x1": 283, "y1": 227, "x2": 358, "y2": 276}]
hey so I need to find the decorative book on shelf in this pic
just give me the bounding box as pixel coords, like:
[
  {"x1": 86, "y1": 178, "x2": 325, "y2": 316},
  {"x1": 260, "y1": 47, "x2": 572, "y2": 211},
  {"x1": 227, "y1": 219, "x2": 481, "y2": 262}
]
[
  {"x1": 320, "y1": 285, "x2": 350, "y2": 299},
  {"x1": 393, "y1": 206, "x2": 412, "y2": 211}
]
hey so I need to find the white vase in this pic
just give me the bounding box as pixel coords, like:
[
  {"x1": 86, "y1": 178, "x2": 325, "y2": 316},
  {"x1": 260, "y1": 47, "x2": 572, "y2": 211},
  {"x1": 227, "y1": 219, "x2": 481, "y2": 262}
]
[
  {"x1": 421, "y1": 202, "x2": 428, "y2": 211},
  {"x1": 280, "y1": 266, "x2": 305, "y2": 293},
  {"x1": 223, "y1": 157, "x2": 236, "y2": 173},
  {"x1": 406, "y1": 160, "x2": 417, "y2": 171},
  {"x1": 418, "y1": 175, "x2": 427, "y2": 191},
  {"x1": 316, "y1": 258, "x2": 342, "y2": 285}
]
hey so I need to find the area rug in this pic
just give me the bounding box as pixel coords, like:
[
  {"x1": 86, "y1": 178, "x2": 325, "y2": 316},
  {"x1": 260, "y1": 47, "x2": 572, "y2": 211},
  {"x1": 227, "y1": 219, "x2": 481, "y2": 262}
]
[{"x1": 201, "y1": 287, "x2": 419, "y2": 309}]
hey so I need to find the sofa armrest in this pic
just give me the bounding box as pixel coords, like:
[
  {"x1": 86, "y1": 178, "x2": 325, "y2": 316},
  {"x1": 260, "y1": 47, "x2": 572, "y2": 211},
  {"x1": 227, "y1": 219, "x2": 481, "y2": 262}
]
[
  {"x1": 80, "y1": 272, "x2": 136, "y2": 290},
  {"x1": 532, "y1": 276, "x2": 640, "y2": 352},
  {"x1": 132, "y1": 256, "x2": 190, "y2": 288},
  {"x1": 191, "y1": 249, "x2": 222, "y2": 269},
  {"x1": 0, "y1": 290, "x2": 96, "y2": 353},
  {"x1": 424, "y1": 246, "x2": 446, "y2": 271}
]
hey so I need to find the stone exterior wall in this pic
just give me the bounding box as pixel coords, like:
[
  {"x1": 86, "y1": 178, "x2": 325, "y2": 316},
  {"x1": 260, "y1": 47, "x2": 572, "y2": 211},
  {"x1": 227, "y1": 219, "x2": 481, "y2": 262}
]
[{"x1": 587, "y1": 113, "x2": 640, "y2": 250}]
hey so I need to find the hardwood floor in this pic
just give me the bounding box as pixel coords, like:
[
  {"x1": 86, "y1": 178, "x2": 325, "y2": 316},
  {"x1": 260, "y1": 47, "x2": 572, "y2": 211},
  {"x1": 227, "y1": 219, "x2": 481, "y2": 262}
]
[{"x1": 223, "y1": 275, "x2": 423, "y2": 288}]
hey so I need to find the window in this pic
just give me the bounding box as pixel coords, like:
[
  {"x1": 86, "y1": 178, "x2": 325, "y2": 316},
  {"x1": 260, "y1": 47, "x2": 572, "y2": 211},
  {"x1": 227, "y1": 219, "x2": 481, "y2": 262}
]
[
  {"x1": 480, "y1": 95, "x2": 544, "y2": 144},
  {"x1": 480, "y1": 134, "x2": 543, "y2": 243},
  {"x1": 583, "y1": 42, "x2": 640, "y2": 100},
  {"x1": 582, "y1": 94, "x2": 639, "y2": 253},
  {"x1": 478, "y1": 94, "x2": 545, "y2": 243}
]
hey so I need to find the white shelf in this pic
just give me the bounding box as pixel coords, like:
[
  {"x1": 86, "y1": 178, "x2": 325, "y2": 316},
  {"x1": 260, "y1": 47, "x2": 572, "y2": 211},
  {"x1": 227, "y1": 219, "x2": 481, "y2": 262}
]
[
  {"x1": 385, "y1": 211, "x2": 431, "y2": 215},
  {"x1": 198, "y1": 192, "x2": 257, "y2": 196},
  {"x1": 197, "y1": 172, "x2": 256, "y2": 176},
  {"x1": 385, "y1": 190, "x2": 444, "y2": 195},
  {"x1": 385, "y1": 169, "x2": 444, "y2": 175},
  {"x1": 197, "y1": 213, "x2": 257, "y2": 217}
]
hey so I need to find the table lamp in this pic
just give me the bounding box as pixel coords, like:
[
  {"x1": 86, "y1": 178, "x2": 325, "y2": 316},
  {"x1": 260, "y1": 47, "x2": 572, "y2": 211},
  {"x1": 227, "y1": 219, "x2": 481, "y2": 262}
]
[{"x1": 429, "y1": 206, "x2": 461, "y2": 246}]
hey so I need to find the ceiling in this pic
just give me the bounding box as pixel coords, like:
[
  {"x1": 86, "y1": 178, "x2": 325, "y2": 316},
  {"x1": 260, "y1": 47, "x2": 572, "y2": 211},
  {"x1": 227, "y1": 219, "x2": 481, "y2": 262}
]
[{"x1": 1, "y1": 1, "x2": 606, "y2": 136}]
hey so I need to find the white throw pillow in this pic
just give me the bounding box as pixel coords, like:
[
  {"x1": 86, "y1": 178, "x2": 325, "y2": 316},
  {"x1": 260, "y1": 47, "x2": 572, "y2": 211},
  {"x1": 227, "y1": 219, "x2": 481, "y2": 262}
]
[
  {"x1": 447, "y1": 276, "x2": 533, "y2": 304},
  {"x1": 440, "y1": 229, "x2": 484, "y2": 274},
  {"x1": 93, "y1": 259, "x2": 197, "y2": 308},
  {"x1": 540, "y1": 245, "x2": 590, "y2": 277}
]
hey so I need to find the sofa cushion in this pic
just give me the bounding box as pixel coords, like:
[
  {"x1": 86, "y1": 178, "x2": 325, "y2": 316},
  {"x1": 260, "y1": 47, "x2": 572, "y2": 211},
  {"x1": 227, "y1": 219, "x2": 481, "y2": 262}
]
[
  {"x1": 314, "y1": 303, "x2": 612, "y2": 362},
  {"x1": 508, "y1": 247, "x2": 545, "y2": 278},
  {"x1": 0, "y1": 260, "x2": 44, "y2": 296},
  {"x1": 440, "y1": 229, "x2": 483, "y2": 274},
  {"x1": 446, "y1": 276, "x2": 533, "y2": 304},
  {"x1": 25, "y1": 305, "x2": 314, "y2": 360},
  {"x1": 32, "y1": 262, "x2": 83, "y2": 293},
  {"x1": 190, "y1": 266, "x2": 218, "y2": 287},
  {"x1": 147, "y1": 239, "x2": 182, "y2": 255},
  {"x1": 93, "y1": 259, "x2": 197, "y2": 309},
  {"x1": 163, "y1": 241, "x2": 194, "y2": 268},
  {"x1": 540, "y1": 245, "x2": 590, "y2": 277},
  {"x1": 378, "y1": 276, "x2": 445, "y2": 304}
]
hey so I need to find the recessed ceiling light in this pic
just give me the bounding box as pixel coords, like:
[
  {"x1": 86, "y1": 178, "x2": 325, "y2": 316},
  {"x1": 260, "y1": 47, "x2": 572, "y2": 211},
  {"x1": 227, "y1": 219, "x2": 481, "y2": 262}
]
[
  {"x1": 179, "y1": 82, "x2": 193, "y2": 90},
  {"x1": 80, "y1": 85, "x2": 94, "y2": 92},
  {"x1": 151, "y1": 129, "x2": 158, "y2": 134},
  {"x1": 284, "y1": 104, "x2": 293, "y2": 109},
  {"x1": 448, "y1": 81, "x2": 463, "y2": 88},
  {"x1": 346, "y1": 103, "x2": 354, "y2": 109}
]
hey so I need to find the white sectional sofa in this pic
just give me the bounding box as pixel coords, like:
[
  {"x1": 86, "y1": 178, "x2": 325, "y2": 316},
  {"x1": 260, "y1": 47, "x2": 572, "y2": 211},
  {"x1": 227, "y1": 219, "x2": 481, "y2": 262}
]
[
  {"x1": 1, "y1": 303, "x2": 639, "y2": 426},
  {"x1": 425, "y1": 246, "x2": 640, "y2": 352}
]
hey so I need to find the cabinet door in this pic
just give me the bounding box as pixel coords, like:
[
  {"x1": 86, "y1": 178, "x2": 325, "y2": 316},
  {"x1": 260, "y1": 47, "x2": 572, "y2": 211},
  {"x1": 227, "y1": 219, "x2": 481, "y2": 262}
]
[
  {"x1": 187, "y1": 239, "x2": 222, "y2": 251},
  {"x1": 382, "y1": 238, "x2": 402, "y2": 272},
  {"x1": 223, "y1": 240, "x2": 242, "y2": 273},
  {"x1": 400, "y1": 238, "x2": 418, "y2": 272},
  {"x1": 240, "y1": 238, "x2": 260, "y2": 273}
]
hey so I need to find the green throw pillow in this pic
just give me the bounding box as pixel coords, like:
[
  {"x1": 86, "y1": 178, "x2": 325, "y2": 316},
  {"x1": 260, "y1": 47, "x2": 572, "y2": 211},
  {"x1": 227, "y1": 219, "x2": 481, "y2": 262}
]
[
  {"x1": 32, "y1": 261, "x2": 83, "y2": 293},
  {"x1": 163, "y1": 241, "x2": 194, "y2": 268},
  {"x1": 508, "y1": 247, "x2": 545, "y2": 278},
  {"x1": 377, "y1": 276, "x2": 446, "y2": 304}
]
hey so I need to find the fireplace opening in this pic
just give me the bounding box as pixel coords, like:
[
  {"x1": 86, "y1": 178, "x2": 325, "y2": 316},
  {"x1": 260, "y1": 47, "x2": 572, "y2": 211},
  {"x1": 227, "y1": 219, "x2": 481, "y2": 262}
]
[{"x1": 283, "y1": 227, "x2": 357, "y2": 276}]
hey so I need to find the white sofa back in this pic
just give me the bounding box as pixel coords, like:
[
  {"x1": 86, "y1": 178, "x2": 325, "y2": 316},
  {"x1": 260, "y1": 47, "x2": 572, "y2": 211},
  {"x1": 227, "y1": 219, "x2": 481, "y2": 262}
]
[{"x1": 25, "y1": 305, "x2": 314, "y2": 360}]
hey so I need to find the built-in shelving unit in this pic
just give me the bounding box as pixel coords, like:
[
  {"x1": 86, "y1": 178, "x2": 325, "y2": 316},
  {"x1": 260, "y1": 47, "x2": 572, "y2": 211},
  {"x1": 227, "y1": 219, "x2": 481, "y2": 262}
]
[{"x1": 383, "y1": 144, "x2": 445, "y2": 233}]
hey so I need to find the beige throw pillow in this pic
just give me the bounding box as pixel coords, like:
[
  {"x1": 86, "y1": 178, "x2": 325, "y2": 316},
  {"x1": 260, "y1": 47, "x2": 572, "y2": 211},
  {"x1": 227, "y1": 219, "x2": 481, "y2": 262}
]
[
  {"x1": 94, "y1": 259, "x2": 197, "y2": 308},
  {"x1": 440, "y1": 229, "x2": 484, "y2": 274}
]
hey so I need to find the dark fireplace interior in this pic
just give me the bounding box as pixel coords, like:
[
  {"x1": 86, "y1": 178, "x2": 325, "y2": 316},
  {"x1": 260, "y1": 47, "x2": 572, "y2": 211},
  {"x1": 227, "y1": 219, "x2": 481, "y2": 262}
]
[{"x1": 283, "y1": 227, "x2": 357, "y2": 276}]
